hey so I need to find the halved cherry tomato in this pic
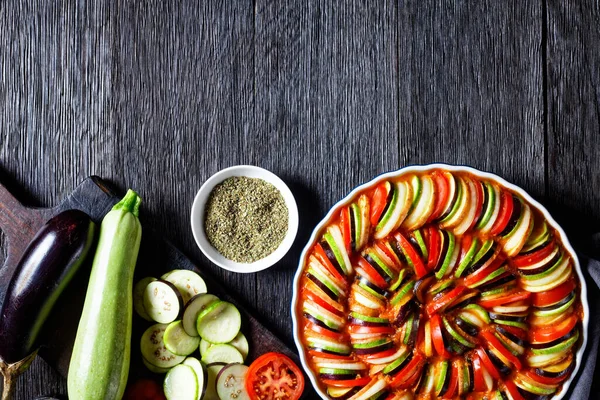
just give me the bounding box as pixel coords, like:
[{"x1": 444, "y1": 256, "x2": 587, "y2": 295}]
[
  {"x1": 430, "y1": 314, "x2": 451, "y2": 359},
  {"x1": 475, "y1": 347, "x2": 501, "y2": 380},
  {"x1": 429, "y1": 171, "x2": 451, "y2": 222},
  {"x1": 426, "y1": 285, "x2": 467, "y2": 316},
  {"x1": 313, "y1": 243, "x2": 347, "y2": 284},
  {"x1": 427, "y1": 227, "x2": 442, "y2": 270},
  {"x1": 357, "y1": 257, "x2": 389, "y2": 288},
  {"x1": 481, "y1": 330, "x2": 522, "y2": 371},
  {"x1": 524, "y1": 369, "x2": 568, "y2": 386},
  {"x1": 307, "y1": 322, "x2": 345, "y2": 341},
  {"x1": 321, "y1": 377, "x2": 372, "y2": 388},
  {"x1": 371, "y1": 182, "x2": 390, "y2": 226},
  {"x1": 531, "y1": 279, "x2": 575, "y2": 308},
  {"x1": 395, "y1": 232, "x2": 428, "y2": 278},
  {"x1": 530, "y1": 314, "x2": 578, "y2": 344},
  {"x1": 464, "y1": 254, "x2": 504, "y2": 287},
  {"x1": 504, "y1": 380, "x2": 526, "y2": 400},
  {"x1": 442, "y1": 361, "x2": 459, "y2": 398},
  {"x1": 513, "y1": 240, "x2": 556, "y2": 268},
  {"x1": 124, "y1": 379, "x2": 166, "y2": 400},
  {"x1": 304, "y1": 289, "x2": 344, "y2": 316},
  {"x1": 389, "y1": 352, "x2": 425, "y2": 388},
  {"x1": 471, "y1": 355, "x2": 489, "y2": 392},
  {"x1": 479, "y1": 290, "x2": 531, "y2": 309},
  {"x1": 490, "y1": 191, "x2": 514, "y2": 236},
  {"x1": 340, "y1": 207, "x2": 352, "y2": 253},
  {"x1": 246, "y1": 352, "x2": 305, "y2": 400}
]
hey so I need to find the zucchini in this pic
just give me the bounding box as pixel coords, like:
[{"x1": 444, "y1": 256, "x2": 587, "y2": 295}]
[{"x1": 68, "y1": 190, "x2": 143, "y2": 400}]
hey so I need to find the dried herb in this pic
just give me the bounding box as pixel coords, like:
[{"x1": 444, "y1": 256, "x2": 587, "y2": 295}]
[{"x1": 204, "y1": 176, "x2": 288, "y2": 263}]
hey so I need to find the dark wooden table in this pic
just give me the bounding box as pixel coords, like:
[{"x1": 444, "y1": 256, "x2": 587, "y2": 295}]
[{"x1": 1, "y1": 1, "x2": 599, "y2": 399}]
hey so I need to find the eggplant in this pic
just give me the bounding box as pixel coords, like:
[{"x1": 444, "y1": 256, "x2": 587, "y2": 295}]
[{"x1": 0, "y1": 210, "x2": 95, "y2": 399}]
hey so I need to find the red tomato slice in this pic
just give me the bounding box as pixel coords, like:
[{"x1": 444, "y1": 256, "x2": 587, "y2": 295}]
[
  {"x1": 363, "y1": 348, "x2": 398, "y2": 360},
  {"x1": 124, "y1": 379, "x2": 166, "y2": 400},
  {"x1": 513, "y1": 240, "x2": 556, "y2": 268},
  {"x1": 429, "y1": 171, "x2": 451, "y2": 222},
  {"x1": 426, "y1": 285, "x2": 467, "y2": 317},
  {"x1": 427, "y1": 227, "x2": 442, "y2": 270},
  {"x1": 246, "y1": 352, "x2": 305, "y2": 400},
  {"x1": 370, "y1": 182, "x2": 390, "y2": 226},
  {"x1": 348, "y1": 324, "x2": 395, "y2": 335},
  {"x1": 530, "y1": 314, "x2": 578, "y2": 343},
  {"x1": 471, "y1": 355, "x2": 488, "y2": 392},
  {"x1": 431, "y1": 315, "x2": 451, "y2": 359},
  {"x1": 340, "y1": 207, "x2": 352, "y2": 253},
  {"x1": 490, "y1": 191, "x2": 514, "y2": 236},
  {"x1": 504, "y1": 380, "x2": 526, "y2": 400},
  {"x1": 321, "y1": 377, "x2": 372, "y2": 388},
  {"x1": 357, "y1": 257, "x2": 389, "y2": 288},
  {"x1": 389, "y1": 352, "x2": 425, "y2": 388},
  {"x1": 307, "y1": 322, "x2": 345, "y2": 341},
  {"x1": 395, "y1": 360, "x2": 424, "y2": 389},
  {"x1": 476, "y1": 348, "x2": 501, "y2": 380},
  {"x1": 531, "y1": 279, "x2": 575, "y2": 308},
  {"x1": 304, "y1": 290, "x2": 344, "y2": 316},
  {"x1": 313, "y1": 243, "x2": 347, "y2": 284},
  {"x1": 481, "y1": 331, "x2": 522, "y2": 371},
  {"x1": 458, "y1": 234, "x2": 474, "y2": 267},
  {"x1": 464, "y1": 254, "x2": 504, "y2": 287},
  {"x1": 395, "y1": 232, "x2": 428, "y2": 278},
  {"x1": 479, "y1": 290, "x2": 531, "y2": 309},
  {"x1": 498, "y1": 324, "x2": 527, "y2": 341},
  {"x1": 468, "y1": 180, "x2": 485, "y2": 231},
  {"x1": 308, "y1": 350, "x2": 352, "y2": 360},
  {"x1": 376, "y1": 241, "x2": 400, "y2": 268},
  {"x1": 442, "y1": 361, "x2": 459, "y2": 398},
  {"x1": 524, "y1": 369, "x2": 568, "y2": 386}
]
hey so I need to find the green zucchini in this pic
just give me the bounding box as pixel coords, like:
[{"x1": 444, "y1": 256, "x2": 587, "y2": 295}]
[{"x1": 68, "y1": 190, "x2": 143, "y2": 400}]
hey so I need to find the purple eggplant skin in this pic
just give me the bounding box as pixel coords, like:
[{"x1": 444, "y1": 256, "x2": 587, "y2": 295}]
[{"x1": 0, "y1": 209, "x2": 96, "y2": 364}]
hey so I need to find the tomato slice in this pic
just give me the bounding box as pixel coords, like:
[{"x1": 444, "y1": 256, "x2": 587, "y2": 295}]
[
  {"x1": 429, "y1": 171, "x2": 451, "y2": 222},
  {"x1": 308, "y1": 350, "x2": 351, "y2": 360},
  {"x1": 363, "y1": 348, "x2": 398, "y2": 361},
  {"x1": 389, "y1": 352, "x2": 425, "y2": 389},
  {"x1": 513, "y1": 240, "x2": 556, "y2": 268},
  {"x1": 475, "y1": 348, "x2": 501, "y2": 380},
  {"x1": 471, "y1": 355, "x2": 488, "y2": 392},
  {"x1": 304, "y1": 289, "x2": 344, "y2": 316},
  {"x1": 524, "y1": 369, "x2": 568, "y2": 386},
  {"x1": 395, "y1": 232, "x2": 428, "y2": 278},
  {"x1": 307, "y1": 322, "x2": 345, "y2": 341},
  {"x1": 530, "y1": 314, "x2": 578, "y2": 343},
  {"x1": 490, "y1": 191, "x2": 514, "y2": 236},
  {"x1": 442, "y1": 361, "x2": 459, "y2": 398},
  {"x1": 357, "y1": 257, "x2": 389, "y2": 288},
  {"x1": 340, "y1": 207, "x2": 352, "y2": 253},
  {"x1": 531, "y1": 279, "x2": 575, "y2": 308},
  {"x1": 427, "y1": 227, "x2": 442, "y2": 270},
  {"x1": 464, "y1": 254, "x2": 504, "y2": 287},
  {"x1": 348, "y1": 324, "x2": 395, "y2": 335},
  {"x1": 468, "y1": 180, "x2": 485, "y2": 231},
  {"x1": 478, "y1": 290, "x2": 531, "y2": 309},
  {"x1": 321, "y1": 377, "x2": 372, "y2": 388},
  {"x1": 376, "y1": 241, "x2": 400, "y2": 268},
  {"x1": 481, "y1": 331, "x2": 522, "y2": 371},
  {"x1": 430, "y1": 314, "x2": 451, "y2": 359},
  {"x1": 426, "y1": 285, "x2": 467, "y2": 317},
  {"x1": 313, "y1": 243, "x2": 347, "y2": 284},
  {"x1": 371, "y1": 182, "x2": 390, "y2": 226},
  {"x1": 504, "y1": 380, "x2": 526, "y2": 400},
  {"x1": 124, "y1": 379, "x2": 166, "y2": 400},
  {"x1": 246, "y1": 352, "x2": 305, "y2": 400}
]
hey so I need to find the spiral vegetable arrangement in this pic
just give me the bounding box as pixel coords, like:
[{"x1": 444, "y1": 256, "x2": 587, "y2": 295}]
[{"x1": 296, "y1": 169, "x2": 584, "y2": 400}]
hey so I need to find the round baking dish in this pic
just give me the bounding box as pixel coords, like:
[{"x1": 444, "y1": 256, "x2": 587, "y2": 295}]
[{"x1": 291, "y1": 163, "x2": 588, "y2": 400}]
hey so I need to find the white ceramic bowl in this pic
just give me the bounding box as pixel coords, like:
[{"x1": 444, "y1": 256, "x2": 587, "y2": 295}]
[
  {"x1": 291, "y1": 163, "x2": 588, "y2": 400},
  {"x1": 191, "y1": 165, "x2": 299, "y2": 273}
]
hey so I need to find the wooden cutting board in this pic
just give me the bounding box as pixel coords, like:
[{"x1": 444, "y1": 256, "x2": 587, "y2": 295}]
[{"x1": 0, "y1": 175, "x2": 304, "y2": 391}]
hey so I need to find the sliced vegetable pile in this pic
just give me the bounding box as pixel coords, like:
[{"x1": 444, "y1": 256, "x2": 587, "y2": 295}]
[
  {"x1": 297, "y1": 170, "x2": 583, "y2": 399},
  {"x1": 135, "y1": 269, "x2": 257, "y2": 400}
]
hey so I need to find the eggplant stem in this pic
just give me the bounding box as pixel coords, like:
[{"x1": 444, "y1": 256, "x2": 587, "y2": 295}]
[{"x1": 0, "y1": 351, "x2": 38, "y2": 400}]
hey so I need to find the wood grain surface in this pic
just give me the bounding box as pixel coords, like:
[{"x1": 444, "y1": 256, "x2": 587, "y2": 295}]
[{"x1": 0, "y1": 1, "x2": 599, "y2": 399}]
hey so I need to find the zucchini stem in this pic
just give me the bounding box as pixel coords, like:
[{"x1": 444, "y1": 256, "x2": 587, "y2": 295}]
[
  {"x1": 0, "y1": 351, "x2": 38, "y2": 400},
  {"x1": 112, "y1": 189, "x2": 142, "y2": 217}
]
